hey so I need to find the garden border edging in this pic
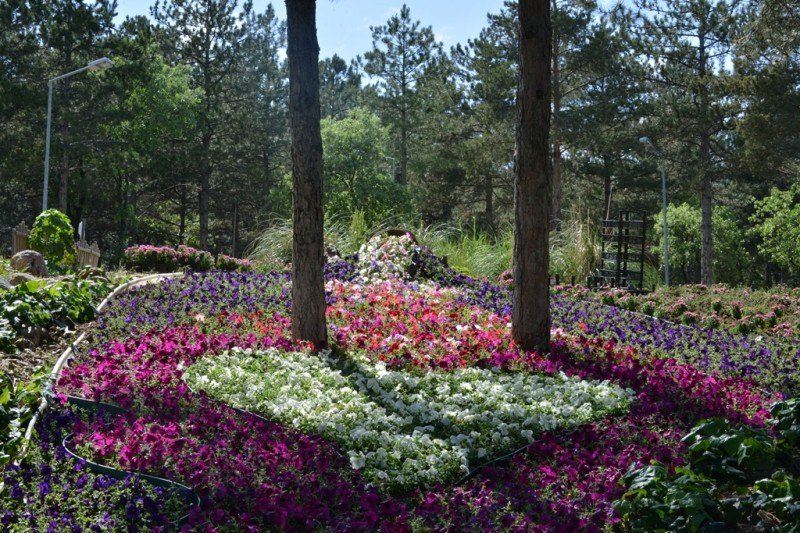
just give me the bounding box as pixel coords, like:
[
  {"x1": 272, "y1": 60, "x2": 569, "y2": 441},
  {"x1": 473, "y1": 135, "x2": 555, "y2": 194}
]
[
  {"x1": 22, "y1": 272, "x2": 184, "y2": 448},
  {"x1": 15, "y1": 271, "x2": 197, "y2": 528}
]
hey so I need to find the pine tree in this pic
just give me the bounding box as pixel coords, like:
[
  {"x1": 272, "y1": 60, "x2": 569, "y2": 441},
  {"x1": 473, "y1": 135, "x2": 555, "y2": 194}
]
[
  {"x1": 319, "y1": 54, "x2": 362, "y2": 119},
  {"x1": 364, "y1": 4, "x2": 441, "y2": 185},
  {"x1": 151, "y1": 0, "x2": 252, "y2": 250},
  {"x1": 634, "y1": 0, "x2": 743, "y2": 285}
]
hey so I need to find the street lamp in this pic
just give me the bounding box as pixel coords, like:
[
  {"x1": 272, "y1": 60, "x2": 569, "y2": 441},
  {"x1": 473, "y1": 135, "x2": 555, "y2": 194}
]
[
  {"x1": 640, "y1": 136, "x2": 670, "y2": 287},
  {"x1": 42, "y1": 57, "x2": 113, "y2": 211},
  {"x1": 385, "y1": 156, "x2": 397, "y2": 181}
]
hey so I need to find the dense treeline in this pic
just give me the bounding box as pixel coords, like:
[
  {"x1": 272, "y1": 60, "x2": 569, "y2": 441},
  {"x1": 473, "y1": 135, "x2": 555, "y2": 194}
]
[{"x1": 1, "y1": 0, "x2": 798, "y2": 284}]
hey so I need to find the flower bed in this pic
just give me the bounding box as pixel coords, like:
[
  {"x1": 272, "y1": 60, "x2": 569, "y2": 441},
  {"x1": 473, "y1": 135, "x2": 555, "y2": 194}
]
[
  {"x1": 558, "y1": 284, "x2": 800, "y2": 338},
  {"x1": 456, "y1": 279, "x2": 800, "y2": 395},
  {"x1": 184, "y1": 347, "x2": 633, "y2": 491},
  {"x1": 2, "y1": 409, "x2": 186, "y2": 530},
  {"x1": 122, "y1": 244, "x2": 250, "y2": 273},
  {"x1": 4, "y1": 234, "x2": 796, "y2": 529}
]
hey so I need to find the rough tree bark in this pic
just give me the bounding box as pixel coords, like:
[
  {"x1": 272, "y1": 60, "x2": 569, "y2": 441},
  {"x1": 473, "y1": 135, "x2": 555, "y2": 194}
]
[
  {"x1": 286, "y1": 0, "x2": 327, "y2": 350},
  {"x1": 698, "y1": 24, "x2": 713, "y2": 285},
  {"x1": 513, "y1": 0, "x2": 552, "y2": 353},
  {"x1": 484, "y1": 172, "x2": 494, "y2": 232},
  {"x1": 199, "y1": 132, "x2": 211, "y2": 250},
  {"x1": 550, "y1": 10, "x2": 562, "y2": 231}
]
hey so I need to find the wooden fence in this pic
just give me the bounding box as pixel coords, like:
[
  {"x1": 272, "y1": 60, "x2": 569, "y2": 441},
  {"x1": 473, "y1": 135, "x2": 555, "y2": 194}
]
[
  {"x1": 11, "y1": 222, "x2": 29, "y2": 255},
  {"x1": 75, "y1": 240, "x2": 101, "y2": 268}
]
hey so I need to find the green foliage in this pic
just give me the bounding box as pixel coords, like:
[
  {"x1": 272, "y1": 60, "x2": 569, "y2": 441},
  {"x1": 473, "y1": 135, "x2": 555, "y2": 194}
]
[
  {"x1": 616, "y1": 464, "x2": 725, "y2": 531},
  {"x1": 246, "y1": 220, "x2": 294, "y2": 272},
  {"x1": 0, "y1": 317, "x2": 14, "y2": 354},
  {"x1": 29, "y1": 209, "x2": 75, "y2": 269},
  {"x1": 749, "y1": 471, "x2": 800, "y2": 529},
  {"x1": 0, "y1": 368, "x2": 46, "y2": 467},
  {"x1": 770, "y1": 397, "x2": 800, "y2": 448},
  {"x1": 415, "y1": 223, "x2": 513, "y2": 281},
  {"x1": 682, "y1": 418, "x2": 776, "y2": 482},
  {"x1": 549, "y1": 214, "x2": 601, "y2": 282},
  {"x1": 322, "y1": 108, "x2": 415, "y2": 225},
  {"x1": 0, "y1": 279, "x2": 112, "y2": 353},
  {"x1": 0, "y1": 259, "x2": 11, "y2": 279},
  {"x1": 651, "y1": 203, "x2": 750, "y2": 285},
  {"x1": 617, "y1": 401, "x2": 800, "y2": 532},
  {"x1": 750, "y1": 185, "x2": 800, "y2": 275}
]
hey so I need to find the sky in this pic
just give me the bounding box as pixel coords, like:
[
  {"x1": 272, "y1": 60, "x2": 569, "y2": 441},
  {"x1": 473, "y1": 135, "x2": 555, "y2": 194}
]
[{"x1": 114, "y1": 1, "x2": 512, "y2": 61}]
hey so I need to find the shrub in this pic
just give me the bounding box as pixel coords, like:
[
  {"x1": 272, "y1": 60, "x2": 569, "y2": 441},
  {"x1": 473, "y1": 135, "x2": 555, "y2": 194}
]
[
  {"x1": 29, "y1": 209, "x2": 74, "y2": 269},
  {"x1": 123, "y1": 244, "x2": 248, "y2": 273},
  {"x1": 750, "y1": 184, "x2": 800, "y2": 276},
  {"x1": 122, "y1": 245, "x2": 179, "y2": 273},
  {"x1": 216, "y1": 254, "x2": 254, "y2": 272},
  {"x1": 0, "y1": 279, "x2": 112, "y2": 354},
  {"x1": 651, "y1": 203, "x2": 751, "y2": 285},
  {"x1": 177, "y1": 245, "x2": 213, "y2": 271},
  {"x1": 1, "y1": 369, "x2": 47, "y2": 467}
]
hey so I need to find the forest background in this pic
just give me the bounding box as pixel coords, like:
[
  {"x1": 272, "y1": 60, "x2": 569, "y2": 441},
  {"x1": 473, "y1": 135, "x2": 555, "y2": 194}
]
[{"x1": 1, "y1": 0, "x2": 798, "y2": 286}]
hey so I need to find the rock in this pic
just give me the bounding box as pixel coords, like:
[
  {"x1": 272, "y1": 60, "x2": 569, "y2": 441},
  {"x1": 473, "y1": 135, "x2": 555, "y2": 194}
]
[
  {"x1": 10, "y1": 250, "x2": 48, "y2": 277},
  {"x1": 0, "y1": 277, "x2": 11, "y2": 290},
  {"x1": 325, "y1": 244, "x2": 341, "y2": 260},
  {"x1": 9, "y1": 272, "x2": 36, "y2": 286}
]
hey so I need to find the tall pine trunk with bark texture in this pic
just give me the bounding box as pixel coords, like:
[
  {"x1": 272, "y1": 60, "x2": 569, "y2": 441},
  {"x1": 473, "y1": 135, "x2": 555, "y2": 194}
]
[
  {"x1": 286, "y1": 0, "x2": 327, "y2": 350},
  {"x1": 698, "y1": 25, "x2": 713, "y2": 285},
  {"x1": 513, "y1": 0, "x2": 552, "y2": 353},
  {"x1": 550, "y1": 12, "x2": 562, "y2": 231}
]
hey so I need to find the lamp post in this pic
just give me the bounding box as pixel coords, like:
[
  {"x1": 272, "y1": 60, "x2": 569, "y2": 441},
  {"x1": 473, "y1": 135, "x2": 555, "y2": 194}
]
[
  {"x1": 385, "y1": 156, "x2": 397, "y2": 181},
  {"x1": 640, "y1": 137, "x2": 670, "y2": 287},
  {"x1": 43, "y1": 57, "x2": 112, "y2": 212}
]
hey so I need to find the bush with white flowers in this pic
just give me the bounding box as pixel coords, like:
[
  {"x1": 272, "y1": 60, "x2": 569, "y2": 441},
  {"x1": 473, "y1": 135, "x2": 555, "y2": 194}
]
[
  {"x1": 184, "y1": 347, "x2": 634, "y2": 490},
  {"x1": 356, "y1": 233, "x2": 420, "y2": 282}
]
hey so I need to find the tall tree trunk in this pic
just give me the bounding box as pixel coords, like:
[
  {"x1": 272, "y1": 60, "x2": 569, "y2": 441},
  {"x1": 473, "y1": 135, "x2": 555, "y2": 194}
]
[
  {"x1": 484, "y1": 172, "x2": 494, "y2": 232},
  {"x1": 398, "y1": 107, "x2": 408, "y2": 185},
  {"x1": 602, "y1": 155, "x2": 612, "y2": 219},
  {"x1": 550, "y1": 13, "x2": 561, "y2": 231},
  {"x1": 116, "y1": 171, "x2": 127, "y2": 248},
  {"x1": 698, "y1": 25, "x2": 713, "y2": 285},
  {"x1": 179, "y1": 182, "x2": 187, "y2": 245},
  {"x1": 262, "y1": 144, "x2": 272, "y2": 215},
  {"x1": 699, "y1": 143, "x2": 713, "y2": 284},
  {"x1": 57, "y1": 55, "x2": 72, "y2": 214},
  {"x1": 199, "y1": 133, "x2": 211, "y2": 250},
  {"x1": 286, "y1": 0, "x2": 327, "y2": 350},
  {"x1": 513, "y1": 0, "x2": 552, "y2": 353},
  {"x1": 551, "y1": 141, "x2": 562, "y2": 230}
]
